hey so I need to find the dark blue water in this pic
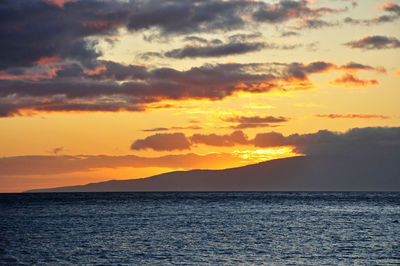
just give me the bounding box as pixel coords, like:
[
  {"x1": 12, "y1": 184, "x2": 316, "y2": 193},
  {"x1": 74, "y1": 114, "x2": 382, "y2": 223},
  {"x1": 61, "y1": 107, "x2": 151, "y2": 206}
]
[{"x1": 1, "y1": 192, "x2": 399, "y2": 265}]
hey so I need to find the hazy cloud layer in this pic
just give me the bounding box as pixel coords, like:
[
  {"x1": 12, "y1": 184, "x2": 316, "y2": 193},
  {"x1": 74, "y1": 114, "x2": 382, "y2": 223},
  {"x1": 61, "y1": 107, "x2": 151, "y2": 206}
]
[
  {"x1": 222, "y1": 115, "x2": 289, "y2": 129},
  {"x1": 315, "y1": 114, "x2": 389, "y2": 119},
  {"x1": 142, "y1": 125, "x2": 203, "y2": 132},
  {"x1": 0, "y1": 153, "x2": 241, "y2": 176}
]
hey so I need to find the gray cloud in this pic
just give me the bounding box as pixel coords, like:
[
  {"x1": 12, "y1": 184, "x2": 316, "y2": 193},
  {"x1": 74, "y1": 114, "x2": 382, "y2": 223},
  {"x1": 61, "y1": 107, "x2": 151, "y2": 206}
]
[
  {"x1": 253, "y1": 0, "x2": 339, "y2": 23},
  {"x1": 344, "y1": 35, "x2": 400, "y2": 50},
  {"x1": 190, "y1": 130, "x2": 249, "y2": 147},
  {"x1": 222, "y1": 115, "x2": 289, "y2": 129},
  {"x1": 164, "y1": 42, "x2": 266, "y2": 59},
  {"x1": 0, "y1": 60, "x2": 383, "y2": 117},
  {"x1": 253, "y1": 127, "x2": 400, "y2": 157},
  {"x1": 344, "y1": 2, "x2": 400, "y2": 25},
  {"x1": 315, "y1": 114, "x2": 389, "y2": 119},
  {"x1": 131, "y1": 133, "x2": 191, "y2": 151}
]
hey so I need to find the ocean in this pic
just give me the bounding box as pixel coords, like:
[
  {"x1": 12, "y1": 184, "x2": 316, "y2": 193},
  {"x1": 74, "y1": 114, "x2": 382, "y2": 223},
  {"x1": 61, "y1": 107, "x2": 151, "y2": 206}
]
[{"x1": 1, "y1": 192, "x2": 399, "y2": 265}]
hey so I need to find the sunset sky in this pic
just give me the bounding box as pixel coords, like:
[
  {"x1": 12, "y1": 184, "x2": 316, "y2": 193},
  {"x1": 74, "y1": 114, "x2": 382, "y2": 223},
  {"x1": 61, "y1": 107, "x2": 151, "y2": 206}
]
[{"x1": 1, "y1": 0, "x2": 399, "y2": 192}]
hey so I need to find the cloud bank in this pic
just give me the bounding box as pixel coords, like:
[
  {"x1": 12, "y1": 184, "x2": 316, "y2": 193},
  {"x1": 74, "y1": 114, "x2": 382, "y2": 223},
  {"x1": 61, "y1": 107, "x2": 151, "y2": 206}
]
[{"x1": 131, "y1": 127, "x2": 400, "y2": 160}]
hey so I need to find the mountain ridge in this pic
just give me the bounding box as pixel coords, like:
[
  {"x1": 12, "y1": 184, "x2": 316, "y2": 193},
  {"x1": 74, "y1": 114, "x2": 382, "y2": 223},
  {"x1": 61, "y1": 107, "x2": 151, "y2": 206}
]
[{"x1": 25, "y1": 155, "x2": 400, "y2": 192}]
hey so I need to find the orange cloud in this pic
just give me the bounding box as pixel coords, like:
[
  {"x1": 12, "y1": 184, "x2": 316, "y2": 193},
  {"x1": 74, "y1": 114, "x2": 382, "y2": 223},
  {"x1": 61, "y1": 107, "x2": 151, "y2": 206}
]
[
  {"x1": 330, "y1": 73, "x2": 378, "y2": 87},
  {"x1": 84, "y1": 65, "x2": 107, "y2": 75},
  {"x1": 35, "y1": 56, "x2": 59, "y2": 65},
  {"x1": 380, "y1": 2, "x2": 399, "y2": 11}
]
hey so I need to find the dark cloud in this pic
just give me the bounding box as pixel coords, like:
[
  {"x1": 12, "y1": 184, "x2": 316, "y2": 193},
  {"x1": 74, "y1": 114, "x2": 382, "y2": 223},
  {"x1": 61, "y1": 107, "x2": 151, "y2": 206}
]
[
  {"x1": 253, "y1": 127, "x2": 400, "y2": 158},
  {"x1": 190, "y1": 131, "x2": 249, "y2": 147},
  {"x1": 142, "y1": 32, "x2": 302, "y2": 60},
  {"x1": 0, "y1": 0, "x2": 345, "y2": 70},
  {"x1": 130, "y1": 130, "x2": 251, "y2": 151},
  {"x1": 52, "y1": 147, "x2": 64, "y2": 154},
  {"x1": 330, "y1": 73, "x2": 378, "y2": 87},
  {"x1": 281, "y1": 31, "x2": 300, "y2": 37},
  {"x1": 293, "y1": 18, "x2": 337, "y2": 29},
  {"x1": 253, "y1": 0, "x2": 339, "y2": 23},
  {"x1": 130, "y1": 127, "x2": 400, "y2": 157},
  {"x1": 316, "y1": 114, "x2": 389, "y2": 119},
  {"x1": 284, "y1": 61, "x2": 335, "y2": 80},
  {"x1": 164, "y1": 42, "x2": 266, "y2": 59},
  {"x1": 131, "y1": 133, "x2": 191, "y2": 151},
  {"x1": 0, "y1": 0, "x2": 129, "y2": 69},
  {"x1": 344, "y1": 35, "x2": 400, "y2": 50},
  {"x1": 126, "y1": 0, "x2": 256, "y2": 36},
  {"x1": 344, "y1": 3, "x2": 400, "y2": 25},
  {"x1": 340, "y1": 62, "x2": 374, "y2": 71},
  {"x1": 222, "y1": 115, "x2": 289, "y2": 129},
  {"x1": 0, "y1": 59, "x2": 382, "y2": 117}
]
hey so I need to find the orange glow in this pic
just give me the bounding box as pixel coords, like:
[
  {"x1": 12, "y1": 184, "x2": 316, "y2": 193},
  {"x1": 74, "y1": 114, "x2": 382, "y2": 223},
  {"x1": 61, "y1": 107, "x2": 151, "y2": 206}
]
[
  {"x1": 380, "y1": 2, "x2": 398, "y2": 10},
  {"x1": 0, "y1": 66, "x2": 61, "y2": 81},
  {"x1": 84, "y1": 65, "x2": 107, "y2": 75},
  {"x1": 35, "y1": 56, "x2": 59, "y2": 65},
  {"x1": 232, "y1": 146, "x2": 299, "y2": 163},
  {"x1": 45, "y1": 0, "x2": 77, "y2": 8}
]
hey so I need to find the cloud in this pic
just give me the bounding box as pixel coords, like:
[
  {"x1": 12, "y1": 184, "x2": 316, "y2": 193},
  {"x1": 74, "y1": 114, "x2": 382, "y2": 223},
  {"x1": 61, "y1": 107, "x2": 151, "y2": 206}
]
[
  {"x1": 222, "y1": 115, "x2": 289, "y2": 129},
  {"x1": 140, "y1": 33, "x2": 302, "y2": 60},
  {"x1": 253, "y1": 127, "x2": 400, "y2": 157},
  {"x1": 284, "y1": 61, "x2": 335, "y2": 81},
  {"x1": 0, "y1": 0, "x2": 128, "y2": 69},
  {"x1": 344, "y1": 36, "x2": 400, "y2": 50},
  {"x1": 190, "y1": 130, "x2": 249, "y2": 147},
  {"x1": 131, "y1": 130, "x2": 252, "y2": 151},
  {"x1": 0, "y1": 153, "x2": 243, "y2": 176},
  {"x1": 142, "y1": 125, "x2": 203, "y2": 132},
  {"x1": 52, "y1": 147, "x2": 64, "y2": 154},
  {"x1": 315, "y1": 114, "x2": 389, "y2": 119},
  {"x1": 126, "y1": 0, "x2": 257, "y2": 36},
  {"x1": 281, "y1": 31, "x2": 300, "y2": 37},
  {"x1": 131, "y1": 127, "x2": 400, "y2": 158},
  {"x1": 293, "y1": 18, "x2": 337, "y2": 30},
  {"x1": 0, "y1": 59, "x2": 383, "y2": 117},
  {"x1": 0, "y1": 60, "x2": 383, "y2": 117},
  {"x1": 131, "y1": 133, "x2": 191, "y2": 151},
  {"x1": 0, "y1": 0, "x2": 345, "y2": 70},
  {"x1": 252, "y1": 0, "x2": 339, "y2": 23},
  {"x1": 344, "y1": 2, "x2": 400, "y2": 25},
  {"x1": 164, "y1": 42, "x2": 266, "y2": 59},
  {"x1": 330, "y1": 73, "x2": 378, "y2": 87}
]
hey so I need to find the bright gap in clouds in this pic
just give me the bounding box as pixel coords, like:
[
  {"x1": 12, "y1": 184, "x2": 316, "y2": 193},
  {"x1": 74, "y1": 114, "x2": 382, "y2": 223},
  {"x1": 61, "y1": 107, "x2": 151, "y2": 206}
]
[{"x1": 232, "y1": 146, "x2": 299, "y2": 163}]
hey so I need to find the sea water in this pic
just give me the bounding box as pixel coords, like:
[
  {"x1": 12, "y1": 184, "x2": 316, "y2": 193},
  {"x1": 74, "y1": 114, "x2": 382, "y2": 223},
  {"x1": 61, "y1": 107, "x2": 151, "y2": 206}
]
[{"x1": 1, "y1": 192, "x2": 399, "y2": 265}]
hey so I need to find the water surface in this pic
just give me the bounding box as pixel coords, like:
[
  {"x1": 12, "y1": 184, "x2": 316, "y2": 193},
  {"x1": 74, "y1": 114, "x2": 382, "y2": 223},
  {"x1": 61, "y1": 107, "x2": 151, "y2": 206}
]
[{"x1": 1, "y1": 192, "x2": 399, "y2": 264}]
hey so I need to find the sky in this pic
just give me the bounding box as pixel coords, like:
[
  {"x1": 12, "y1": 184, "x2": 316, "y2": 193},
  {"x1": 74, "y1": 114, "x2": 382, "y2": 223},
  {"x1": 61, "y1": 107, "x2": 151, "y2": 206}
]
[{"x1": 0, "y1": 0, "x2": 399, "y2": 192}]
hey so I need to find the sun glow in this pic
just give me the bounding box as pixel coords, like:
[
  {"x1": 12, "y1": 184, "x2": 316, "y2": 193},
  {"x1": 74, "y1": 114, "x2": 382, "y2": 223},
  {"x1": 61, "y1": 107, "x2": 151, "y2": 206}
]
[{"x1": 232, "y1": 146, "x2": 299, "y2": 163}]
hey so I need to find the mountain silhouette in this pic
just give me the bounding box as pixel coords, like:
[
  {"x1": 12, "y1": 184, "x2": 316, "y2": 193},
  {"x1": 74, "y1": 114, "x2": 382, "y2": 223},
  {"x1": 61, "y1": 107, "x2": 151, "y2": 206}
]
[{"x1": 25, "y1": 155, "x2": 400, "y2": 192}]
